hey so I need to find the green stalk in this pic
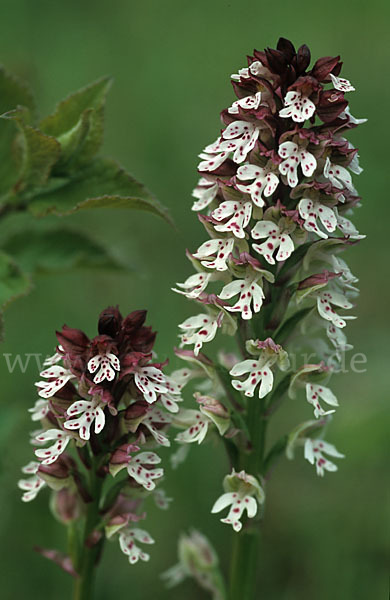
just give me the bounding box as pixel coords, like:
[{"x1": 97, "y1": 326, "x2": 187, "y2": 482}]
[
  {"x1": 228, "y1": 529, "x2": 260, "y2": 600},
  {"x1": 227, "y1": 388, "x2": 268, "y2": 599},
  {"x1": 73, "y1": 465, "x2": 105, "y2": 600}
]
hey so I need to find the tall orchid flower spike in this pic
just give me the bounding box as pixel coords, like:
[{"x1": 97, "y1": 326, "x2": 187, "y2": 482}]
[{"x1": 167, "y1": 37, "x2": 365, "y2": 600}]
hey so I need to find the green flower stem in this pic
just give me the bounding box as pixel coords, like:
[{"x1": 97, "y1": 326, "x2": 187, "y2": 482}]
[
  {"x1": 73, "y1": 464, "x2": 105, "y2": 600},
  {"x1": 228, "y1": 528, "x2": 260, "y2": 600},
  {"x1": 227, "y1": 338, "x2": 268, "y2": 599}
]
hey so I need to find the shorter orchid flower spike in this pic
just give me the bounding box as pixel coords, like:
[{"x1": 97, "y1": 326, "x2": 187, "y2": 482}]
[
  {"x1": 304, "y1": 438, "x2": 345, "y2": 476},
  {"x1": 118, "y1": 528, "x2": 155, "y2": 564},
  {"x1": 211, "y1": 469, "x2": 265, "y2": 532}
]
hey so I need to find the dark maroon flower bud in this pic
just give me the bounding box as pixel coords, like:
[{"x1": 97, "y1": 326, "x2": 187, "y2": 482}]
[
  {"x1": 310, "y1": 55, "x2": 341, "y2": 82},
  {"x1": 52, "y1": 488, "x2": 81, "y2": 524},
  {"x1": 124, "y1": 400, "x2": 149, "y2": 421},
  {"x1": 98, "y1": 305, "x2": 123, "y2": 337},
  {"x1": 296, "y1": 44, "x2": 311, "y2": 73},
  {"x1": 298, "y1": 271, "x2": 340, "y2": 290},
  {"x1": 276, "y1": 37, "x2": 296, "y2": 62},
  {"x1": 56, "y1": 325, "x2": 90, "y2": 355},
  {"x1": 317, "y1": 90, "x2": 348, "y2": 123},
  {"x1": 131, "y1": 326, "x2": 156, "y2": 353},
  {"x1": 122, "y1": 310, "x2": 147, "y2": 333}
]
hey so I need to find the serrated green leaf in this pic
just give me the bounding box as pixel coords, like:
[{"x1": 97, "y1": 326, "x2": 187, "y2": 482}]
[
  {"x1": 0, "y1": 118, "x2": 23, "y2": 199},
  {"x1": 2, "y1": 227, "x2": 129, "y2": 273},
  {"x1": 0, "y1": 250, "x2": 31, "y2": 311},
  {"x1": 40, "y1": 76, "x2": 112, "y2": 169},
  {"x1": 28, "y1": 157, "x2": 173, "y2": 224},
  {"x1": 0, "y1": 65, "x2": 35, "y2": 116},
  {"x1": 1, "y1": 109, "x2": 61, "y2": 190}
]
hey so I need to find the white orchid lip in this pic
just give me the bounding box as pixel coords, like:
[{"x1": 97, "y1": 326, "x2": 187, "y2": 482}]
[
  {"x1": 279, "y1": 90, "x2": 316, "y2": 123},
  {"x1": 87, "y1": 351, "x2": 120, "y2": 384},
  {"x1": 278, "y1": 141, "x2": 317, "y2": 188}
]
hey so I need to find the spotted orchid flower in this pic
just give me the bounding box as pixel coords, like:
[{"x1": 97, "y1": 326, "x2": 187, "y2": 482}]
[
  {"x1": 200, "y1": 120, "x2": 260, "y2": 170},
  {"x1": 193, "y1": 238, "x2": 235, "y2": 271},
  {"x1": 329, "y1": 73, "x2": 355, "y2": 92},
  {"x1": 304, "y1": 438, "x2": 345, "y2": 476},
  {"x1": 119, "y1": 528, "x2": 154, "y2": 564},
  {"x1": 87, "y1": 351, "x2": 120, "y2": 384},
  {"x1": 212, "y1": 199, "x2": 252, "y2": 239},
  {"x1": 211, "y1": 469, "x2": 265, "y2": 532},
  {"x1": 279, "y1": 90, "x2": 316, "y2": 123},
  {"x1": 228, "y1": 91, "x2": 262, "y2": 114},
  {"x1": 278, "y1": 141, "x2": 317, "y2": 187},
  {"x1": 191, "y1": 178, "x2": 219, "y2": 212},
  {"x1": 18, "y1": 461, "x2": 46, "y2": 502},
  {"x1": 230, "y1": 60, "x2": 264, "y2": 81},
  {"x1": 175, "y1": 409, "x2": 210, "y2": 444},
  {"x1": 28, "y1": 399, "x2": 49, "y2": 422},
  {"x1": 126, "y1": 452, "x2": 163, "y2": 491},
  {"x1": 179, "y1": 313, "x2": 220, "y2": 356},
  {"x1": 34, "y1": 429, "x2": 72, "y2": 465},
  {"x1": 251, "y1": 220, "x2": 294, "y2": 264},
  {"x1": 230, "y1": 357, "x2": 274, "y2": 398},
  {"x1": 326, "y1": 323, "x2": 353, "y2": 357},
  {"x1": 306, "y1": 383, "x2": 338, "y2": 418},
  {"x1": 317, "y1": 289, "x2": 354, "y2": 328},
  {"x1": 172, "y1": 272, "x2": 212, "y2": 299},
  {"x1": 198, "y1": 150, "x2": 230, "y2": 173},
  {"x1": 143, "y1": 407, "x2": 171, "y2": 447},
  {"x1": 298, "y1": 198, "x2": 337, "y2": 239},
  {"x1": 337, "y1": 213, "x2": 365, "y2": 239},
  {"x1": 218, "y1": 271, "x2": 265, "y2": 320},
  {"x1": 160, "y1": 368, "x2": 192, "y2": 413},
  {"x1": 43, "y1": 346, "x2": 64, "y2": 366},
  {"x1": 64, "y1": 398, "x2": 106, "y2": 441},
  {"x1": 230, "y1": 338, "x2": 289, "y2": 399},
  {"x1": 323, "y1": 157, "x2": 355, "y2": 192},
  {"x1": 35, "y1": 365, "x2": 74, "y2": 399},
  {"x1": 134, "y1": 366, "x2": 168, "y2": 404},
  {"x1": 236, "y1": 163, "x2": 279, "y2": 207}
]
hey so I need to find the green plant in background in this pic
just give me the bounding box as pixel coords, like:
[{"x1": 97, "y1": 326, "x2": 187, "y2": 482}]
[
  {"x1": 0, "y1": 67, "x2": 170, "y2": 339},
  {"x1": 163, "y1": 38, "x2": 365, "y2": 599}
]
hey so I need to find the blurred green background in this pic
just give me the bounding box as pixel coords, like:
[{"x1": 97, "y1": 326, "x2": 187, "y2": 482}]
[{"x1": 0, "y1": 0, "x2": 388, "y2": 598}]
